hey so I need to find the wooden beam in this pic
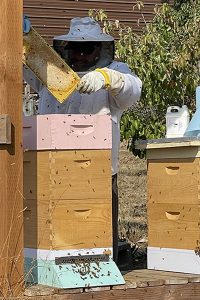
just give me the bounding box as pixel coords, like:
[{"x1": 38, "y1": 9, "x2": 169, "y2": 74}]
[
  {"x1": 22, "y1": 282, "x2": 200, "y2": 300},
  {"x1": 22, "y1": 270, "x2": 200, "y2": 299},
  {"x1": 0, "y1": 0, "x2": 23, "y2": 297}
]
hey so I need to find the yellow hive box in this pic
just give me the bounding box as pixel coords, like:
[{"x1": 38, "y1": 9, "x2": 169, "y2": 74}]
[
  {"x1": 24, "y1": 197, "x2": 112, "y2": 250},
  {"x1": 23, "y1": 150, "x2": 112, "y2": 250},
  {"x1": 23, "y1": 150, "x2": 111, "y2": 201}
]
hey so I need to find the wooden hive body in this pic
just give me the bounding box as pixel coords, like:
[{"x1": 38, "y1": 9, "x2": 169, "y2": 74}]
[
  {"x1": 144, "y1": 139, "x2": 200, "y2": 274},
  {"x1": 23, "y1": 114, "x2": 112, "y2": 252},
  {"x1": 24, "y1": 149, "x2": 112, "y2": 250},
  {"x1": 22, "y1": 114, "x2": 125, "y2": 288}
]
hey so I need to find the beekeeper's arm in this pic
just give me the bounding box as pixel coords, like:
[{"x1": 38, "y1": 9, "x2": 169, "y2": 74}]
[{"x1": 77, "y1": 63, "x2": 142, "y2": 109}]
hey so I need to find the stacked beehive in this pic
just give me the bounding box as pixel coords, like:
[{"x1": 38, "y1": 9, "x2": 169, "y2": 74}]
[
  {"x1": 23, "y1": 114, "x2": 123, "y2": 288},
  {"x1": 146, "y1": 141, "x2": 200, "y2": 274}
]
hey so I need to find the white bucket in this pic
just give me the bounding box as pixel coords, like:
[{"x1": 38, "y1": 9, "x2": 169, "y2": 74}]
[{"x1": 166, "y1": 105, "x2": 190, "y2": 138}]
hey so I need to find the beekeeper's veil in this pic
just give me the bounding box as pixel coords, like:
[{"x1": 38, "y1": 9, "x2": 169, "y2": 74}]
[{"x1": 53, "y1": 17, "x2": 114, "y2": 70}]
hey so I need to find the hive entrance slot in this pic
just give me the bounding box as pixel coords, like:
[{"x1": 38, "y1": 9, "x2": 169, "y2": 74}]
[{"x1": 55, "y1": 254, "x2": 109, "y2": 265}]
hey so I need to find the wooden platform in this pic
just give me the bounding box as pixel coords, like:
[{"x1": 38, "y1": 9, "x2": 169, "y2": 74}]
[{"x1": 21, "y1": 269, "x2": 200, "y2": 299}]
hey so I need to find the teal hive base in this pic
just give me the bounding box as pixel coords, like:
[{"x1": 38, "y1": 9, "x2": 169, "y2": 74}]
[{"x1": 25, "y1": 257, "x2": 125, "y2": 289}]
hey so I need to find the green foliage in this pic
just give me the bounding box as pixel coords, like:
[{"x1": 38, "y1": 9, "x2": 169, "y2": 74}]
[{"x1": 89, "y1": 0, "x2": 200, "y2": 158}]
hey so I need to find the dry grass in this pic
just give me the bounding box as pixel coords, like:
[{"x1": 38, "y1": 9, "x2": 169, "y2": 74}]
[{"x1": 118, "y1": 142, "x2": 147, "y2": 247}]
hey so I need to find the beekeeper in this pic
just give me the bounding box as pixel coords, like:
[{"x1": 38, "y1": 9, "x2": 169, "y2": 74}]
[{"x1": 23, "y1": 16, "x2": 142, "y2": 263}]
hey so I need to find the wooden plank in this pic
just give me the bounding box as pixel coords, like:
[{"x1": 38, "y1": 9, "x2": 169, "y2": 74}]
[
  {"x1": 128, "y1": 269, "x2": 188, "y2": 285},
  {"x1": 111, "y1": 284, "x2": 128, "y2": 290},
  {"x1": 24, "y1": 285, "x2": 56, "y2": 297},
  {"x1": 0, "y1": 114, "x2": 11, "y2": 144},
  {"x1": 85, "y1": 286, "x2": 111, "y2": 292},
  {"x1": 52, "y1": 199, "x2": 112, "y2": 250},
  {"x1": 124, "y1": 270, "x2": 165, "y2": 288},
  {"x1": 23, "y1": 282, "x2": 200, "y2": 300},
  {"x1": 187, "y1": 276, "x2": 200, "y2": 283},
  {"x1": 147, "y1": 270, "x2": 200, "y2": 284},
  {"x1": 24, "y1": 286, "x2": 84, "y2": 296},
  {"x1": 58, "y1": 288, "x2": 84, "y2": 295},
  {"x1": 0, "y1": 0, "x2": 23, "y2": 297}
]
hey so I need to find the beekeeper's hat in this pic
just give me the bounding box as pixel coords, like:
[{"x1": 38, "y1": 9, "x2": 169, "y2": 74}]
[{"x1": 53, "y1": 17, "x2": 114, "y2": 42}]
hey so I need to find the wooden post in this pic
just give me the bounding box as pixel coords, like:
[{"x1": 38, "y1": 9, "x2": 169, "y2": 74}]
[{"x1": 0, "y1": 0, "x2": 23, "y2": 297}]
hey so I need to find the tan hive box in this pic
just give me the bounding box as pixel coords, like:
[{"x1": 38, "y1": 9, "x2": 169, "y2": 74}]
[{"x1": 136, "y1": 137, "x2": 200, "y2": 274}]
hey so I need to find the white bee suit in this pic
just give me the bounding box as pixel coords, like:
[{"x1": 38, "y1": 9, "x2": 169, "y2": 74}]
[{"x1": 24, "y1": 61, "x2": 141, "y2": 175}]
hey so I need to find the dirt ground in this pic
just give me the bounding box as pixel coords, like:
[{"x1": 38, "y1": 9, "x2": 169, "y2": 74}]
[{"x1": 118, "y1": 142, "x2": 147, "y2": 266}]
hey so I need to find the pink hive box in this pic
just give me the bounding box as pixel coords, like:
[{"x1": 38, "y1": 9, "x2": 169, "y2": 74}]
[{"x1": 23, "y1": 114, "x2": 112, "y2": 150}]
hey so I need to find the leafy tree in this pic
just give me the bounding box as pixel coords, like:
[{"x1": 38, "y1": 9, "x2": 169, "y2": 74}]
[{"x1": 89, "y1": 0, "x2": 200, "y2": 158}]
